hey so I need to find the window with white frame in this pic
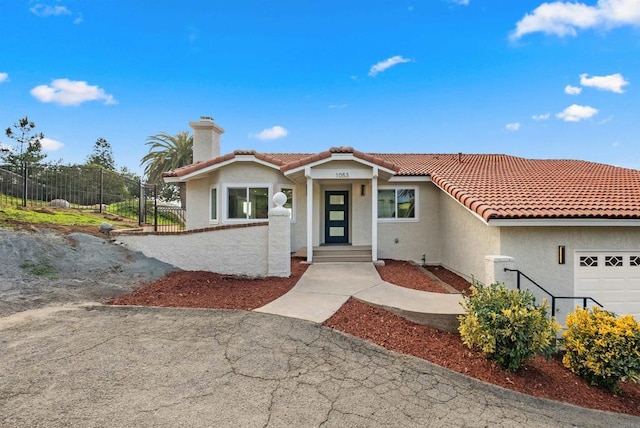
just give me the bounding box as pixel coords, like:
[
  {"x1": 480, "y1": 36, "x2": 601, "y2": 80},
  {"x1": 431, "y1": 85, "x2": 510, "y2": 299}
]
[
  {"x1": 280, "y1": 187, "x2": 294, "y2": 220},
  {"x1": 227, "y1": 186, "x2": 270, "y2": 220},
  {"x1": 378, "y1": 187, "x2": 417, "y2": 220},
  {"x1": 210, "y1": 187, "x2": 218, "y2": 222}
]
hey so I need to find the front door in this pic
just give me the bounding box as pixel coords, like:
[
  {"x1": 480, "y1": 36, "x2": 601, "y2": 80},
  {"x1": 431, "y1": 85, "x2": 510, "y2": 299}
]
[{"x1": 324, "y1": 191, "x2": 349, "y2": 244}]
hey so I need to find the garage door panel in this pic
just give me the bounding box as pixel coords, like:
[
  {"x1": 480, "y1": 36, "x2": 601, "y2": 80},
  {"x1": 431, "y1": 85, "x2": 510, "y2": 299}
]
[
  {"x1": 599, "y1": 291, "x2": 631, "y2": 302},
  {"x1": 627, "y1": 278, "x2": 640, "y2": 287},
  {"x1": 575, "y1": 251, "x2": 640, "y2": 320},
  {"x1": 575, "y1": 278, "x2": 600, "y2": 293},
  {"x1": 600, "y1": 279, "x2": 628, "y2": 292},
  {"x1": 605, "y1": 303, "x2": 633, "y2": 317}
]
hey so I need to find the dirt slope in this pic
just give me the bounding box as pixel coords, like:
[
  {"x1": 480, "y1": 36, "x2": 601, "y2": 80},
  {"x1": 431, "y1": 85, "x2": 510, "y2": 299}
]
[{"x1": 0, "y1": 228, "x2": 176, "y2": 316}]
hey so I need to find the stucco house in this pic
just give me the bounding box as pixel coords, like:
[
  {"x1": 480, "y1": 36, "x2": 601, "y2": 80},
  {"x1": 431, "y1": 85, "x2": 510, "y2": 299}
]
[{"x1": 162, "y1": 117, "x2": 640, "y2": 321}]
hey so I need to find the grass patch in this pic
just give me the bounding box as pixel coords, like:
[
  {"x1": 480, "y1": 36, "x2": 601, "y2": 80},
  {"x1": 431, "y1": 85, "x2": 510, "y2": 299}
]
[
  {"x1": 0, "y1": 206, "x2": 105, "y2": 226},
  {"x1": 20, "y1": 259, "x2": 58, "y2": 279},
  {"x1": 0, "y1": 205, "x2": 137, "y2": 229}
]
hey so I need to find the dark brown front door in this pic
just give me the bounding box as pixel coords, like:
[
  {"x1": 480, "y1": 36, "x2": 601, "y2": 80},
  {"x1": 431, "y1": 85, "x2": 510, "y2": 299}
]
[{"x1": 324, "y1": 191, "x2": 349, "y2": 244}]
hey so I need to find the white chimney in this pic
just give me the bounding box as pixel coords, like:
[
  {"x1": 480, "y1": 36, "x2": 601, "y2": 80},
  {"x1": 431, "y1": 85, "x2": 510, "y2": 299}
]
[{"x1": 189, "y1": 116, "x2": 225, "y2": 162}]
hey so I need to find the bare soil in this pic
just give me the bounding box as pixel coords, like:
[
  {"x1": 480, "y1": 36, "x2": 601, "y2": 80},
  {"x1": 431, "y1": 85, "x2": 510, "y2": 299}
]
[
  {"x1": 110, "y1": 258, "x2": 640, "y2": 417},
  {"x1": 0, "y1": 227, "x2": 175, "y2": 317}
]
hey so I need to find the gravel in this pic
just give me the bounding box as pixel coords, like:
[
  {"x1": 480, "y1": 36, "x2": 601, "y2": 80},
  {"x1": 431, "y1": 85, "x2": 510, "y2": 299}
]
[{"x1": 0, "y1": 228, "x2": 176, "y2": 316}]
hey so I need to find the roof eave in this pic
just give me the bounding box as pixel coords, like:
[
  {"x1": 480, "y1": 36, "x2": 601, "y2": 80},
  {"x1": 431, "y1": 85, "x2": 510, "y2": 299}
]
[
  {"x1": 283, "y1": 151, "x2": 399, "y2": 176},
  {"x1": 487, "y1": 217, "x2": 640, "y2": 227},
  {"x1": 162, "y1": 153, "x2": 283, "y2": 182}
]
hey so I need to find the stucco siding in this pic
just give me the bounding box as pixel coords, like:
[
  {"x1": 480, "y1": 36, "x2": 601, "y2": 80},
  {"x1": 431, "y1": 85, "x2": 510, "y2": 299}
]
[
  {"x1": 217, "y1": 162, "x2": 283, "y2": 184},
  {"x1": 184, "y1": 162, "x2": 295, "y2": 231},
  {"x1": 116, "y1": 226, "x2": 269, "y2": 276},
  {"x1": 290, "y1": 181, "x2": 307, "y2": 252},
  {"x1": 439, "y1": 192, "x2": 500, "y2": 282},
  {"x1": 314, "y1": 160, "x2": 371, "y2": 172},
  {"x1": 351, "y1": 181, "x2": 373, "y2": 246},
  {"x1": 500, "y1": 226, "x2": 640, "y2": 319},
  {"x1": 185, "y1": 178, "x2": 210, "y2": 230},
  {"x1": 378, "y1": 182, "x2": 441, "y2": 263}
]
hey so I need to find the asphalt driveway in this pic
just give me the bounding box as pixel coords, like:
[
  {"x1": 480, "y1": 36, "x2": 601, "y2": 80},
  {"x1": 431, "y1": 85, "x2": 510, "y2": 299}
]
[{"x1": 1, "y1": 305, "x2": 638, "y2": 428}]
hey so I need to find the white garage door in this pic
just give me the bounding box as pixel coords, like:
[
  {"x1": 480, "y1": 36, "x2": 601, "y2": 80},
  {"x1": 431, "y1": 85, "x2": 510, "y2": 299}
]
[{"x1": 575, "y1": 251, "x2": 640, "y2": 320}]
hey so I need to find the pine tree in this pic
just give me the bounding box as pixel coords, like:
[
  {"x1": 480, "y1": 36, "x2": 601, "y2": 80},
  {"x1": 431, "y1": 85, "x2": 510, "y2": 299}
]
[{"x1": 2, "y1": 116, "x2": 47, "y2": 167}]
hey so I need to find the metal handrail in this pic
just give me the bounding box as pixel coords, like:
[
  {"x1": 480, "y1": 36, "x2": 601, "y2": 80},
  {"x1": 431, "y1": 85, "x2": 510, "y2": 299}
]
[{"x1": 503, "y1": 268, "x2": 603, "y2": 315}]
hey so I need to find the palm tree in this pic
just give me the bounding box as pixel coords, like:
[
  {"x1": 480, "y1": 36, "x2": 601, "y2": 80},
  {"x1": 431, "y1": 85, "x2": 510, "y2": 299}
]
[{"x1": 140, "y1": 131, "x2": 193, "y2": 208}]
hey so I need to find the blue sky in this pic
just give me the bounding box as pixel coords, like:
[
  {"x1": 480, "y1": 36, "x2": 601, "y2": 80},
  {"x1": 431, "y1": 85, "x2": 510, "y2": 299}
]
[{"x1": 1, "y1": 0, "x2": 640, "y2": 175}]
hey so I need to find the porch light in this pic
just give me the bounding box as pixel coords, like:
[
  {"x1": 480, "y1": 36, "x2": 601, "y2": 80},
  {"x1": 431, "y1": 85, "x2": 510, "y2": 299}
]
[
  {"x1": 558, "y1": 246, "x2": 566, "y2": 264},
  {"x1": 361, "y1": 184, "x2": 366, "y2": 196}
]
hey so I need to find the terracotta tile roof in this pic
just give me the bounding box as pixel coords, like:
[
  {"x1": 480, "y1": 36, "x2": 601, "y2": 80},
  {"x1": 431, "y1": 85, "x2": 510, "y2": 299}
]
[
  {"x1": 162, "y1": 150, "x2": 291, "y2": 178},
  {"x1": 279, "y1": 147, "x2": 400, "y2": 173},
  {"x1": 369, "y1": 153, "x2": 640, "y2": 221},
  {"x1": 163, "y1": 150, "x2": 640, "y2": 221}
]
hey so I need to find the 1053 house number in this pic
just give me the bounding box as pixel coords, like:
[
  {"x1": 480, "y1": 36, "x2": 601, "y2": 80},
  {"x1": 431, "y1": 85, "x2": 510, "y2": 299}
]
[{"x1": 335, "y1": 172, "x2": 349, "y2": 178}]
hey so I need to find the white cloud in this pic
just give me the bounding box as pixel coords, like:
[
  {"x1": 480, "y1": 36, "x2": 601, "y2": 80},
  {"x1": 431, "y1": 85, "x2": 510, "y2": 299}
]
[
  {"x1": 30, "y1": 4, "x2": 71, "y2": 17},
  {"x1": 532, "y1": 113, "x2": 551, "y2": 120},
  {"x1": 368, "y1": 55, "x2": 412, "y2": 77},
  {"x1": 511, "y1": 0, "x2": 640, "y2": 39},
  {"x1": 564, "y1": 85, "x2": 582, "y2": 95},
  {"x1": 30, "y1": 78, "x2": 117, "y2": 106},
  {"x1": 73, "y1": 13, "x2": 83, "y2": 24},
  {"x1": 41, "y1": 137, "x2": 64, "y2": 151},
  {"x1": 0, "y1": 72, "x2": 8, "y2": 83},
  {"x1": 556, "y1": 104, "x2": 599, "y2": 122},
  {"x1": 448, "y1": 0, "x2": 470, "y2": 5},
  {"x1": 251, "y1": 126, "x2": 288, "y2": 141},
  {"x1": 328, "y1": 104, "x2": 347, "y2": 109},
  {"x1": 580, "y1": 73, "x2": 629, "y2": 93},
  {"x1": 506, "y1": 122, "x2": 521, "y2": 132}
]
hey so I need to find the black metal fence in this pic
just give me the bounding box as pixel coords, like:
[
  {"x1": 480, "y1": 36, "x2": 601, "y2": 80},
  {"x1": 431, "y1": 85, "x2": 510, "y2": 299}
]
[{"x1": 0, "y1": 162, "x2": 186, "y2": 232}]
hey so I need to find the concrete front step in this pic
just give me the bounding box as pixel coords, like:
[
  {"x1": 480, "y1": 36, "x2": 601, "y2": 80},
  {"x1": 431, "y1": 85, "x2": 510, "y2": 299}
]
[
  {"x1": 313, "y1": 255, "x2": 373, "y2": 263},
  {"x1": 313, "y1": 245, "x2": 373, "y2": 263}
]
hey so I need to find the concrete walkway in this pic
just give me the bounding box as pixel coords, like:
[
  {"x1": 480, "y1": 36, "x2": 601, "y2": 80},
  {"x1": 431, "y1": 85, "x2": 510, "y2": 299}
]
[{"x1": 255, "y1": 263, "x2": 464, "y2": 329}]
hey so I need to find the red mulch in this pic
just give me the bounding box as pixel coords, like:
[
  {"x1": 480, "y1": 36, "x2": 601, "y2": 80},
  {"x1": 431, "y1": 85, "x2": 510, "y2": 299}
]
[
  {"x1": 376, "y1": 260, "x2": 449, "y2": 293},
  {"x1": 424, "y1": 265, "x2": 472, "y2": 293},
  {"x1": 324, "y1": 298, "x2": 640, "y2": 417},
  {"x1": 108, "y1": 258, "x2": 308, "y2": 311},
  {"x1": 107, "y1": 258, "x2": 640, "y2": 417}
]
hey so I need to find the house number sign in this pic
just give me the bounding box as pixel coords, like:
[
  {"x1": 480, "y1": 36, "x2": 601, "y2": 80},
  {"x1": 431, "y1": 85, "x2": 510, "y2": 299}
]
[{"x1": 310, "y1": 169, "x2": 373, "y2": 179}]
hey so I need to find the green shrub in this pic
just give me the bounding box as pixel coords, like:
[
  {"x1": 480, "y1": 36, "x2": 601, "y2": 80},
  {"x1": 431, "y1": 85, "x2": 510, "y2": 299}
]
[
  {"x1": 458, "y1": 282, "x2": 560, "y2": 371},
  {"x1": 562, "y1": 306, "x2": 640, "y2": 392}
]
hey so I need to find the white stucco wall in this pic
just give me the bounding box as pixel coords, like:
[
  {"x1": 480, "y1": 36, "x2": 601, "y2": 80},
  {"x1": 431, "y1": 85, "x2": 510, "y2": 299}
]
[
  {"x1": 185, "y1": 178, "x2": 211, "y2": 230},
  {"x1": 377, "y1": 181, "x2": 441, "y2": 263},
  {"x1": 500, "y1": 226, "x2": 640, "y2": 320},
  {"x1": 350, "y1": 180, "x2": 373, "y2": 246},
  {"x1": 217, "y1": 162, "x2": 284, "y2": 184},
  {"x1": 312, "y1": 181, "x2": 322, "y2": 246},
  {"x1": 290, "y1": 181, "x2": 307, "y2": 252},
  {"x1": 115, "y1": 226, "x2": 269, "y2": 276},
  {"x1": 438, "y1": 192, "x2": 500, "y2": 283},
  {"x1": 184, "y1": 162, "x2": 295, "y2": 231}
]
